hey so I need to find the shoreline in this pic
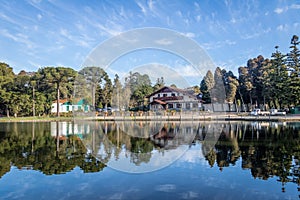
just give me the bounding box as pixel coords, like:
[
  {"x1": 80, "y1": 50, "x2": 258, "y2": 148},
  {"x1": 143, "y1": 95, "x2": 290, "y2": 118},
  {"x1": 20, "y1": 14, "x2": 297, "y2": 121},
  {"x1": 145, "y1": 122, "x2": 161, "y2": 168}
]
[{"x1": 0, "y1": 114, "x2": 299, "y2": 123}]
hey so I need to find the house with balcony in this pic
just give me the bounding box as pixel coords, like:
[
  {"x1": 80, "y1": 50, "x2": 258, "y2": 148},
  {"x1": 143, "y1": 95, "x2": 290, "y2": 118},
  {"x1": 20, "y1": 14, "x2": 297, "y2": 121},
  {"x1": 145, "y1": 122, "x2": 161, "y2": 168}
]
[{"x1": 147, "y1": 86, "x2": 202, "y2": 111}]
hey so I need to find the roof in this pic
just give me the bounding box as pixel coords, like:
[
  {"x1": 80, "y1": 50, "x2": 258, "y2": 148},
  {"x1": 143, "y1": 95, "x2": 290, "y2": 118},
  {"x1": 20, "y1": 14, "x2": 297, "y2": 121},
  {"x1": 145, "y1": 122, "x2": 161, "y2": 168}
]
[
  {"x1": 153, "y1": 99, "x2": 167, "y2": 105},
  {"x1": 52, "y1": 99, "x2": 69, "y2": 104},
  {"x1": 147, "y1": 86, "x2": 197, "y2": 99},
  {"x1": 52, "y1": 98, "x2": 87, "y2": 105}
]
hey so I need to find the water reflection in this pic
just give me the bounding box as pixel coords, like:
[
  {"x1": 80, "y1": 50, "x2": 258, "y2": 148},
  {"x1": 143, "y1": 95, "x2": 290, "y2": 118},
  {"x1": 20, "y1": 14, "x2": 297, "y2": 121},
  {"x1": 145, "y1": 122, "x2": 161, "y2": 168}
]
[
  {"x1": 0, "y1": 122, "x2": 105, "y2": 178},
  {"x1": 0, "y1": 121, "x2": 299, "y2": 193}
]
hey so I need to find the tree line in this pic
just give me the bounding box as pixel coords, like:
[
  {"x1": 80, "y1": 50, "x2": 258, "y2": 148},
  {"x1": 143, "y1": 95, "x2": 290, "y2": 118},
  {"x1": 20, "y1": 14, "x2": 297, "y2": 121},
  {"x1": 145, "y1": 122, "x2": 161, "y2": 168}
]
[
  {"x1": 200, "y1": 35, "x2": 300, "y2": 111},
  {"x1": 0, "y1": 65, "x2": 160, "y2": 117},
  {"x1": 0, "y1": 35, "x2": 299, "y2": 117}
]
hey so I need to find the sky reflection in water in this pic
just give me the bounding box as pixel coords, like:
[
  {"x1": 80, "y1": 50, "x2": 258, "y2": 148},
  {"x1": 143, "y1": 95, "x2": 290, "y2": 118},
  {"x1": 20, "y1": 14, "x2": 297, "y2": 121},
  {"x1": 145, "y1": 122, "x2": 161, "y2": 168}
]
[{"x1": 0, "y1": 121, "x2": 299, "y2": 200}]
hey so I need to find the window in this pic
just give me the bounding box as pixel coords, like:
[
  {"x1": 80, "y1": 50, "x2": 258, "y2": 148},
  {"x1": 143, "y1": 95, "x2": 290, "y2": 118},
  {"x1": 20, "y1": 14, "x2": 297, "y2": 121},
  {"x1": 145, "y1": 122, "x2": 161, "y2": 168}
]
[
  {"x1": 158, "y1": 94, "x2": 160, "y2": 97},
  {"x1": 186, "y1": 103, "x2": 191, "y2": 109},
  {"x1": 171, "y1": 93, "x2": 175, "y2": 96},
  {"x1": 168, "y1": 104, "x2": 173, "y2": 109},
  {"x1": 163, "y1": 94, "x2": 167, "y2": 97},
  {"x1": 176, "y1": 103, "x2": 181, "y2": 109}
]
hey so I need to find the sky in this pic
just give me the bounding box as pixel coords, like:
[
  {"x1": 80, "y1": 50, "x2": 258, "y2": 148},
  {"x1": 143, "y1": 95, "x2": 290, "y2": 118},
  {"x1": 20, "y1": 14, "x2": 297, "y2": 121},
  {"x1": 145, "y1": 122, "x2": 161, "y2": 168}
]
[{"x1": 0, "y1": 0, "x2": 299, "y2": 86}]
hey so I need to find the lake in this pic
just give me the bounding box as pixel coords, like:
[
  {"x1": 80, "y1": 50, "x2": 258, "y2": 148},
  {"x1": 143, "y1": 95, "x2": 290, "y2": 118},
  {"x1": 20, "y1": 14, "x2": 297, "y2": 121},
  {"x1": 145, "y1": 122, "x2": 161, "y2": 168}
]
[{"x1": 0, "y1": 120, "x2": 299, "y2": 200}]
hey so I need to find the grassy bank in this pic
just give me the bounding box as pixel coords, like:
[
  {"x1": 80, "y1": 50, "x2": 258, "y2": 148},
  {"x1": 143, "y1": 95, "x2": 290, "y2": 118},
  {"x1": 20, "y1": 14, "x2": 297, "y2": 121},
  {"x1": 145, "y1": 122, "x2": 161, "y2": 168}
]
[
  {"x1": 0, "y1": 114, "x2": 299, "y2": 123},
  {"x1": 0, "y1": 116, "x2": 74, "y2": 122}
]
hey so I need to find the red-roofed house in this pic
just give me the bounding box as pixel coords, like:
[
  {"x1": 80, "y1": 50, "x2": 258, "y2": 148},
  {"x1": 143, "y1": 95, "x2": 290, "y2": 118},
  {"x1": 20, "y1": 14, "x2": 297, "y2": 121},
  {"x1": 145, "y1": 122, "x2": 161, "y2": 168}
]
[{"x1": 147, "y1": 86, "x2": 202, "y2": 111}]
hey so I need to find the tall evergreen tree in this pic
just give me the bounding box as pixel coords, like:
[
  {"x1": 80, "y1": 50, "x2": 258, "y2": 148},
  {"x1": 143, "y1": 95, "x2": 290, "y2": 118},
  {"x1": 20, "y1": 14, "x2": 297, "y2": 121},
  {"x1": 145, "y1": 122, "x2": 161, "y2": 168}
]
[
  {"x1": 264, "y1": 46, "x2": 288, "y2": 108},
  {"x1": 211, "y1": 67, "x2": 226, "y2": 103},
  {"x1": 200, "y1": 70, "x2": 214, "y2": 103},
  {"x1": 222, "y1": 70, "x2": 239, "y2": 104},
  {"x1": 99, "y1": 73, "x2": 113, "y2": 109},
  {"x1": 238, "y1": 66, "x2": 252, "y2": 106},
  {"x1": 112, "y1": 74, "x2": 123, "y2": 111},
  {"x1": 286, "y1": 35, "x2": 300, "y2": 106}
]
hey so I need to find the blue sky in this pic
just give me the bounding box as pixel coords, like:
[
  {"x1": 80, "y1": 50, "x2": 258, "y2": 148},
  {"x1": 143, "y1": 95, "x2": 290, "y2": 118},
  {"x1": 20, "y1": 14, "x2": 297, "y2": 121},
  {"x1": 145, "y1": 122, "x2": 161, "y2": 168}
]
[{"x1": 0, "y1": 0, "x2": 299, "y2": 85}]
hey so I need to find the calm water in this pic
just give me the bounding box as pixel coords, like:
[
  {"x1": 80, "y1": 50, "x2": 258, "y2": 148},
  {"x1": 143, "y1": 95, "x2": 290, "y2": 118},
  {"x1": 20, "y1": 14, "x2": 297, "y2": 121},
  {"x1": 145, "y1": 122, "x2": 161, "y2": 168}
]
[{"x1": 0, "y1": 120, "x2": 299, "y2": 200}]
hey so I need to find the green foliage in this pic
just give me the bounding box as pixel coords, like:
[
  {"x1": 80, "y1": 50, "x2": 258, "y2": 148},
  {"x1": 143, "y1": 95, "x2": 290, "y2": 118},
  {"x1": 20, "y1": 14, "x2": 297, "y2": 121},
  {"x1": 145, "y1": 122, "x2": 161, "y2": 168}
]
[
  {"x1": 125, "y1": 72, "x2": 153, "y2": 107},
  {"x1": 200, "y1": 70, "x2": 214, "y2": 103},
  {"x1": 286, "y1": 35, "x2": 300, "y2": 106},
  {"x1": 0, "y1": 62, "x2": 15, "y2": 116},
  {"x1": 111, "y1": 74, "x2": 127, "y2": 111},
  {"x1": 77, "y1": 66, "x2": 106, "y2": 108},
  {"x1": 36, "y1": 67, "x2": 77, "y2": 116},
  {"x1": 211, "y1": 67, "x2": 225, "y2": 103},
  {"x1": 1, "y1": 34, "x2": 300, "y2": 116}
]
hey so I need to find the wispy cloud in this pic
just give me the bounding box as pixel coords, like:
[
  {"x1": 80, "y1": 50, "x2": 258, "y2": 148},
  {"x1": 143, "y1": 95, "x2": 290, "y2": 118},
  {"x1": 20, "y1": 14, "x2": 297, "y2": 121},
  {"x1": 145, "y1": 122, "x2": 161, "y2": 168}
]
[
  {"x1": 27, "y1": 0, "x2": 54, "y2": 17},
  {"x1": 0, "y1": 12, "x2": 27, "y2": 28},
  {"x1": 290, "y1": 4, "x2": 300, "y2": 9},
  {"x1": 277, "y1": 24, "x2": 288, "y2": 31},
  {"x1": 0, "y1": 29, "x2": 35, "y2": 49},
  {"x1": 274, "y1": 4, "x2": 300, "y2": 14},
  {"x1": 135, "y1": 1, "x2": 147, "y2": 15},
  {"x1": 181, "y1": 32, "x2": 195, "y2": 38},
  {"x1": 274, "y1": 7, "x2": 286, "y2": 14},
  {"x1": 135, "y1": 0, "x2": 160, "y2": 18},
  {"x1": 240, "y1": 27, "x2": 271, "y2": 40},
  {"x1": 58, "y1": 28, "x2": 94, "y2": 48},
  {"x1": 202, "y1": 40, "x2": 236, "y2": 50},
  {"x1": 95, "y1": 23, "x2": 122, "y2": 37},
  {"x1": 80, "y1": 9, "x2": 124, "y2": 37},
  {"x1": 148, "y1": 0, "x2": 154, "y2": 11},
  {"x1": 28, "y1": 60, "x2": 43, "y2": 69}
]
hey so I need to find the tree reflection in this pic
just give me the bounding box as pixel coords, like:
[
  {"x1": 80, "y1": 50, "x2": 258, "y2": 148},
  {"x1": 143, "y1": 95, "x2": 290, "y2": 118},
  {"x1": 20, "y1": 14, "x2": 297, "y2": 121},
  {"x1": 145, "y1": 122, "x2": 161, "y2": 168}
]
[
  {"x1": 0, "y1": 122, "x2": 106, "y2": 177},
  {"x1": 204, "y1": 122, "x2": 300, "y2": 192},
  {"x1": 87, "y1": 121, "x2": 197, "y2": 167},
  {"x1": 0, "y1": 121, "x2": 300, "y2": 194}
]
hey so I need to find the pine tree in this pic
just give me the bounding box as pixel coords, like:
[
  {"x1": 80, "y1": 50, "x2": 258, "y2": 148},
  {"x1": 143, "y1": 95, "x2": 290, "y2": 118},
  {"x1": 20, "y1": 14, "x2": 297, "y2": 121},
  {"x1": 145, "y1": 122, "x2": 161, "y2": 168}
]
[
  {"x1": 211, "y1": 67, "x2": 226, "y2": 103},
  {"x1": 200, "y1": 70, "x2": 214, "y2": 103},
  {"x1": 264, "y1": 46, "x2": 289, "y2": 108},
  {"x1": 111, "y1": 74, "x2": 123, "y2": 111},
  {"x1": 238, "y1": 66, "x2": 253, "y2": 105},
  {"x1": 286, "y1": 35, "x2": 300, "y2": 106}
]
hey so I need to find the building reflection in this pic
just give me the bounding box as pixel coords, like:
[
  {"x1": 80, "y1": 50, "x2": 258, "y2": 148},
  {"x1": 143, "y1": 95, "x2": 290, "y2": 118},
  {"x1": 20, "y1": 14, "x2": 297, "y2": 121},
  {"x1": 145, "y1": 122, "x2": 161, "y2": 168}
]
[
  {"x1": 54, "y1": 120, "x2": 300, "y2": 193},
  {"x1": 0, "y1": 120, "x2": 299, "y2": 193}
]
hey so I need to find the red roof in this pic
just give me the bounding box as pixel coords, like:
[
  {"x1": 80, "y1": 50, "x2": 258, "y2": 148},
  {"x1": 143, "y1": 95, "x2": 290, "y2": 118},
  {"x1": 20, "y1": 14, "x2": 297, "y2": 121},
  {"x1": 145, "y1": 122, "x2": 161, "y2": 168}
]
[
  {"x1": 52, "y1": 99, "x2": 69, "y2": 104},
  {"x1": 154, "y1": 99, "x2": 167, "y2": 105}
]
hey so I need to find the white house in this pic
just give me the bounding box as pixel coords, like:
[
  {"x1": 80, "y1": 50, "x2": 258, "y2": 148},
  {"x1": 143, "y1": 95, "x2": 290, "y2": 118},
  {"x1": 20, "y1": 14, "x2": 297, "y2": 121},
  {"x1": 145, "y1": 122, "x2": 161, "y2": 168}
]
[
  {"x1": 51, "y1": 99, "x2": 90, "y2": 113},
  {"x1": 147, "y1": 86, "x2": 202, "y2": 111}
]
